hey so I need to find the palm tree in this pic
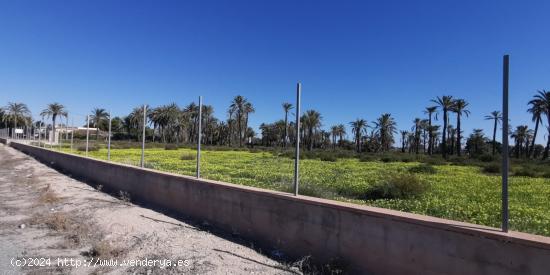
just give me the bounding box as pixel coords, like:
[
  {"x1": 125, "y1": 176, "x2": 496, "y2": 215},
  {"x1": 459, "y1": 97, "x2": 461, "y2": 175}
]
[
  {"x1": 4, "y1": 102, "x2": 31, "y2": 138},
  {"x1": 527, "y1": 97, "x2": 544, "y2": 157},
  {"x1": 336, "y1": 124, "x2": 346, "y2": 145},
  {"x1": 424, "y1": 106, "x2": 438, "y2": 154},
  {"x1": 511, "y1": 125, "x2": 532, "y2": 158},
  {"x1": 330, "y1": 125, "x2": 339, "y2": 149},
  {"x1": 412, "y1": 118, "x2": 422, "y2": 154},
  {"x1": 350, "y1": 119, "x2": 367, "y2": 153},
  {"x1": 184, "y1": 102, "x2": 199, "y2": 143},
  {"x1": 431, "y1": 96, "x2": 454, "y2": 158},
  {"x1": 0, "y1": 108, "x2": 7, "y2": 130},
  {"x1": 484, "y1": 111, "x2": 502, "y2": 156},
  {"x1": 243, "y1": 102, "x2": 255, "y2": 143},
  {"x1": 229, "y1": 95, "x2": 249, "y2": 147},
  {"x1": 400, "y1": 130, "x2": 408, "y2": 153},
  {"x1": 201, "y1": 105, "x2": 215, "y2": 144},
  {"x1": 374, "y1": 113, "x2": 397, "y2": 151},
  {"x1": 90, "y1": 108, "x2": 109, "y2": 139},
  {"x1": 428, "y1": 125, "x2": 440, "y2": 154},
  {"x1": 40, "y1": 103, "x2": 66, "y2": 142},
  {"x1": 532, "y1": 90, "x2": 550, "y2": 159},
  {"x1": 227, "y1": 108, "x2": 235, "y2": 146},
  {"x1": 301, "y1": 110, "x2": 322, "y2": 150},
  {"x1": 451, "y1": 99, "x2": 470, "y2": 156},
  {"x1": 128, "y1": 105, "x2": 150, "y2": 141},
  {"x1": 282, "y1": 103, "x2": 293, "y2": 147}
]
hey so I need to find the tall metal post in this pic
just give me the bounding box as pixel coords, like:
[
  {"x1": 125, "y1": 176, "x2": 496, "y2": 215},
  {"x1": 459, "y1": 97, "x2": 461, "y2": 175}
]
[
  {"x1": 39, "y1": 121, "x2": 42, "y2": 146},
  {"x1": 58, "y1": 118, "x2": 62, "y2": 150},
  {"x1": 108, "y1": 111, "x2": 112, "y2": 161},
  {"x1": 196, "y1": 96, "x2": 203, "y2": 178},
  {"x1": 70, "y1": 118, "x2": 74, "y2": 152},
  {"x1": 86, "y1": 115, "x2": 90, "y2": 156},
  {"x1": 502, "y1": 55, "x2": 510, "y2": 233},
  {"x1": 66, "y1": 115, "x2": 69, "y2": 140},
  {"x1": 293, "y1": 83, "x2": 302, "y2": 196},
  {"x1": 41, "y1": 116, "x2": 45, "y2": 147},
  {"x1": 140, "y1": 105, "x2": 146, "y2": 168}
]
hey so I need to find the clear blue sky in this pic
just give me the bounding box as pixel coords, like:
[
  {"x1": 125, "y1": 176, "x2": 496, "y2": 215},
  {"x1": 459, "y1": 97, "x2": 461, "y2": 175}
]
[{"x1": 1, "y1": 0, "x2": 549, "y2": 143}]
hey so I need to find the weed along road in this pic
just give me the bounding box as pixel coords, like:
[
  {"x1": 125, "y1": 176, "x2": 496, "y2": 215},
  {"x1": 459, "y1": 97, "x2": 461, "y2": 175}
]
[{"x1": 0, "y1": 144, "x2": 298, "y2": 274}]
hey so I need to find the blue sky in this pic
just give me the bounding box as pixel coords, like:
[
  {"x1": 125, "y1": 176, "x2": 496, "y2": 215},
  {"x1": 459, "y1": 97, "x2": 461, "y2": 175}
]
[{"x1": 0, "y1": 0, "x2": 549, "y2": 143}]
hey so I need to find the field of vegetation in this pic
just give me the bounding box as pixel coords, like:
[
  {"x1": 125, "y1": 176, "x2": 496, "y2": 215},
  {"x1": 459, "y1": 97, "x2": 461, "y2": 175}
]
[{"x1": 54, "y1": 144, "x2": 550, "y2": 237}]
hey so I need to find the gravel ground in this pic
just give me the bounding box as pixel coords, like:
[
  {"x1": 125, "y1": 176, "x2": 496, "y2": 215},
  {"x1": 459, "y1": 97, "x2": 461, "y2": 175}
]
[{"x1": 0, "y1": 144, "x2": 299, "y2": 274}]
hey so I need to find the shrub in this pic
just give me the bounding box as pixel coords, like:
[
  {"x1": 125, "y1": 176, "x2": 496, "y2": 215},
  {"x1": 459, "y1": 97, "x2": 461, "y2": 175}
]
[
  {"x1": 364, "y1": 174, "x2": 428, "y2": 200},
  {"x1": 164, "y1": 144, "x2": 178, "y2": 150},
  {"x1": 77, "y1": 144, "x2": 99, "y2": 152},
  {"x1": 448, "y1": 156, "x2": 467, "y2": 165},
  {"x1": 359, "y1": 154, "x2": 375, "y2": 162},
  {"x1": 379, "y1": 154, "x2": 400, "y2": 163},
  {"x1": 400, "y1": 156, "x2": 414, "y2": 163},
  {"x1": 119, "y1": 191, "x2": 131, "y2": 202},
  {"x1": 514, "y1": 167, "x2": 537, "y2": 178},
  {"x1": 40, "y1": 213, "x2": 71, "y2": 231},
  {"x1": 279, "y1": 182, "x2": 337, "y2": 199},
  {"x1": 478, "y1": 154, "x2": 495, "y2": 162},
  {"x1": 408, "y1": 164, "x2": 437, "y2": 174},
  {"x1": 180, "y1": 153, "x2": 196, "y2": 160},
  {"x1": 482, "y1": 163, "x2": 501, "y2": 174},
  {"x1": 423, "y1": 157, "x2": 447, "y2": 166},
  {"x1": 319, "y1": 153, "x2": 337, "y2": 162}
]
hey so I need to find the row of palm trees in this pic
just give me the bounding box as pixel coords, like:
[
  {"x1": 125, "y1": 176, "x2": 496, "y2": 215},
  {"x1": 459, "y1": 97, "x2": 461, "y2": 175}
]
[{"x1": 2, "y1": 90, "x2": 550, "y2": 159}]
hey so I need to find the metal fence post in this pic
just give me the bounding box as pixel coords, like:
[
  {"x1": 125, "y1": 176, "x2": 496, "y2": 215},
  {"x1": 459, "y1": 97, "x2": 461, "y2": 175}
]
[
  {"x1": 66, "y1": 115, "x2": 69, "y2": 141},
  {"x1": 41, "y1": 116, "x2": 45, "y2": 147},
  {"x1": 502, "y1": 55, "x2": 510, "y2": 233},
  {"x1": 140, "y1": 104, "x2": 146, "y2": 168},
  {"x1": 196, "y1": 96, "x2": 203, "y2": 178},
  {"x1": 39, "y1": 121, "x2": 42, "y2": 147},
  {"x1": 294, "y1": 82, "x2": 302, "y2": 196},
  {"x1": 70, "y1": 118, "x2": 74, "y2": 152},
  {"x1": 86, "y1": 115, "x2": 90, "y2": 156},
  {"x1": 108, "y1": 111, "x2": 112, "y2": 161}
]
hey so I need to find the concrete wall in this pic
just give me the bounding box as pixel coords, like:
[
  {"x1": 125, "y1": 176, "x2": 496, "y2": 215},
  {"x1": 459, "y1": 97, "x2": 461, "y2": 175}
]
[{"x1": 9, "y1": 142, "x2": 550, "y2": 275}]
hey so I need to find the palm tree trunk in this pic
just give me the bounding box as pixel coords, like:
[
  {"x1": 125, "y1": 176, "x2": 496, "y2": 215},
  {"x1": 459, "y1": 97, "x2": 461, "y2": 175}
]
[
  {"x1": 516, "y1": 138, "x2": 521, "y2": 158},
  {"x1": 442, "y1": 110, "x2": 447, "y2": 158},
  {"x1": 308, "y1": 128, "x2": 313, "y2": 151},
  {"x1": 237, "y1": 114, "x2": 242, "y2": 147},
  {"x1": 52, "y1": 116, "x2": 57, "y2": 143},
  {"x1": 544, "y1": 137, "x2": 550, "y2": 160},
  {"x1": 529, "y1": 117, "x2": 540, "y2": 157},
  {"x1": 14, "y1": 116, "x2": 17, "y2": 139},
  {"x1": 428, "y1": 114, "x2": 433, "y2": 155},
  {"x1": 492, "y1": 119, "x2": 497, "y2": 155},
  {"x1": 544, "y1": 114, "x2": 550, "y2": 159},
  {"x1": 456, "y1": 114, "x2": 462, "y2": 156},
  {"x1": 284, "y1": 111, "x2": 288, "y2": 148}
]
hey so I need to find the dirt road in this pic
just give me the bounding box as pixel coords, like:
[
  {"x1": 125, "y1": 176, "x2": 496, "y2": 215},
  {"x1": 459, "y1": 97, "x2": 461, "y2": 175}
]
[{"x1": 0, "y1": 144, "x2": 299, "y2": 274}]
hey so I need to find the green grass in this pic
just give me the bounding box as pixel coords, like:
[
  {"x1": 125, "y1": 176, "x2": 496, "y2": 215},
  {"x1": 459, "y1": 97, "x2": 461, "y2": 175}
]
[{"x1": 56, "y1": 145, "x2": 550, "y2": 237}]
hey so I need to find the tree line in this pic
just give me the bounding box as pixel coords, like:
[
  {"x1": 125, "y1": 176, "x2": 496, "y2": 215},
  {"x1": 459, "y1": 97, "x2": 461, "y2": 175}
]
[{"x1": 2, "y1": 90, "x2": 550, "y2": 159}]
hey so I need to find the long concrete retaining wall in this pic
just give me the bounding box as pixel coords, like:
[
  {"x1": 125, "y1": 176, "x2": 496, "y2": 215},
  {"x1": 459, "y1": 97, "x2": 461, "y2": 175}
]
[{"x1": 8, "y1": 141, "x2": 550, "y2": 274}]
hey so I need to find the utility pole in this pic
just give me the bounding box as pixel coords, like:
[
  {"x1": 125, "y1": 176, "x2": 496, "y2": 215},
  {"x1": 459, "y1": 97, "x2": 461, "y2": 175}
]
[
  {"x1": 108, "y1": 111, "x2": 112, "y2": 161},
  {"x1": 140, "y1": 105, "x2": 147, "y2": 168},
  {"x1": 196, "y1": 96, "x2": 203, "y2": 178},
  {"x1": 501, "y1": 55, "x2": 510, "y2": 233},
  {"x1": 86, "y1": 115, "x2": 90, "y2": 156},
  {"x1": 293, "y1": 83, "x2": 302, "y2": 196}
]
